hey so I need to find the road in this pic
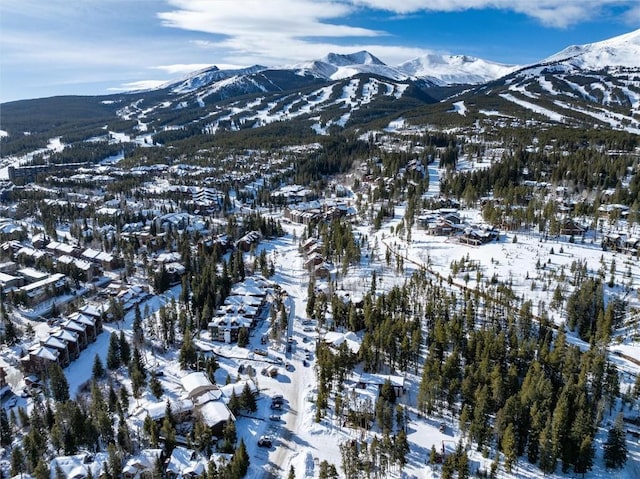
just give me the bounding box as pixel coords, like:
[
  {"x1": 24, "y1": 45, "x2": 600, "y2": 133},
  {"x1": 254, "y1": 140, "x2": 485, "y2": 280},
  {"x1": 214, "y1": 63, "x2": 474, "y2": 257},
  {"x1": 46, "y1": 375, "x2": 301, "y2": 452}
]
[{"x1": 261, "y1": 245, "x2": 310, "y2": 478}]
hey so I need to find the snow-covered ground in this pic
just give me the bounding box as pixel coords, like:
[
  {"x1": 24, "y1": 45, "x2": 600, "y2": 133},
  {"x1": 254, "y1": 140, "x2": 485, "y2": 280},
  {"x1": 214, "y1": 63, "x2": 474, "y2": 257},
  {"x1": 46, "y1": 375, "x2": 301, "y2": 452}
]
[{"x1": 4, "y1": 169, "x2": 639, "y2": 479}]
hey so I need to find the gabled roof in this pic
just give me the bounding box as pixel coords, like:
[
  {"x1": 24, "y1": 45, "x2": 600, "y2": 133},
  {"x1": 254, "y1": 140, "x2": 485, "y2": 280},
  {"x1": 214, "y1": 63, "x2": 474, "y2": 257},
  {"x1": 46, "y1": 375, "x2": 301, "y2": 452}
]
[
  {"x1": 198, "y1": 400, "x2": 235, "y2": 427},
  {"x1": 181, "y1": 371, "x2": 219, "y2": 399}
]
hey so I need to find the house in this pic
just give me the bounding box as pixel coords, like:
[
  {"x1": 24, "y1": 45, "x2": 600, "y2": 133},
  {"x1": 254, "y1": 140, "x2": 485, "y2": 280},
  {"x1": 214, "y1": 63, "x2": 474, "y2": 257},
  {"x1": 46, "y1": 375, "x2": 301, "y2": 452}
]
[
  {"x1": 323, "y1": 331, "x2": 361, "y2": 354},
  {"x1": 17, "y1": 272, "x2": 68, "y2": 306},
  {"x1": 179, "y1": 372, "x2": 235, "y2": 437},
  {"x1": 82, "y1": 248, "x2": 119, "y2": 270},
  {"x1": 197, "y1": 400, "x2": 235, "y2": 437},
  {"x1": 354, "y1": 373, "x2": 406, "y2": 397},
  {"x1": 50, "y1": 453, "x2": 109, "y2": 479},
  {"x1": 622, "y1": 236, "x2": 640, "y2": 256},
  {"x1": 50, "y1": 327, "x2": 81, "y2": 360},
  {"x1": 208, "y1": 315, "x2": 252, "y2": 343},
  {"x1": 235, "y1": 231, "x2": 262, "y2": 252},
  {"x1": 136, "y1": 398, "x2": 195, "y2": 426},
  {"x1": 67, "y1": 312, "x2": 100, "y2": 342},
  {"x1": 602, "y1": 233, "x2": 623, "y2": 252},
  {"x1": 301, "y1": 237, "x2": 318, "y2": 254},
  {"x1": 165, "y1": 447, "x2": 206, "y2": 479},
  {"x1": 304, "y1": 252, "x2": 324, "y2": 269},
  {"x1": 181, "y1": 372, "x2": 222, "y2": 402},
  {"x1": 41, "y1": 336, "x2": 70, "y2": 367},
  {"x1": 45, "y1": 240, "x2": 82, "y2": 258},
  {"x1": 122, "y1": 449, "x2": 163, "y2": 479},
  {"x1": 20, "y1": 345, "x2": 60, "y2": 374},
  {"x1": 219, "y1": 379, "x2": 258, "y2": 403},
  {"x1": 0, "y1": 271, "x2": 22, "y2": 290},
  {"x1": 560, "y1": 218, "x2": 586, "y2": 236},
  {"x1": 459, "y1": 227, "x2": 499, "y2": 246},
  {"x1": 314, "y1": 263, "x2": 331, "y2": 279},
  {"x1": 61, "y1": 319, "x2": 89, "y2": 350}
]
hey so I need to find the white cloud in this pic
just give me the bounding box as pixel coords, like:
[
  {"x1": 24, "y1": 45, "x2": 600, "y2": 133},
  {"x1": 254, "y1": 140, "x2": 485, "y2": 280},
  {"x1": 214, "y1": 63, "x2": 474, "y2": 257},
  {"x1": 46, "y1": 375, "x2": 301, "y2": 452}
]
[
  {"x1": 153, "y1": 64, "x2": 215, "y2": 75},
  {"x1": 625, "y1": 5, "x2": 640, "y2": 26},
  {"x1": 350, "y1": 0, "x2": 636, "y2": 28},
  {"x1": 108, "y1": 80, "x2": 167, "y2": 92},
  {"x1": 159, "y1": 0, "x2": 379, "y2": 37},
  {"x1": 157, "y1": 0, "x2": 424, "y2": 68}
]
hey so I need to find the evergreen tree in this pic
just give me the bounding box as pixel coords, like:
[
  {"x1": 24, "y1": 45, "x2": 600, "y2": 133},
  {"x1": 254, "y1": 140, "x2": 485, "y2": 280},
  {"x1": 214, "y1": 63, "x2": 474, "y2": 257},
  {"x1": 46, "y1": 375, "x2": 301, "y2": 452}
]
[
  {"x1": 33, "y1": 458, "x2": 50, "y2": 479},
  {"x1": 0, "y1": 408, "x2": 12, "y2": 447},
  {"x1": 501, "y1": 423, "x2": 517, "y2": 473},
  {"x1": 161, "y1": 416, "x2": 177, "y2": 456},
  {"x1": 106, "y1": 332, "x2": 120, "y2": 370},
  {"x1": 575, "y1": 435, "x2": 595, "y2": 476},
  {"x1": 228, "y1": 391, "x2": 241, "y2": 416},
  {"x1": 119, "y1": 330, "x2": 131, "y2": 365},
  {"x1": 287, "y1": 465, "x2": 296, "y2": 479},
  {"x1": 240, "y1": 382, "x2": 257, "y2": 412},
  {"x1": 4, "y1": 319, "x2": 20, "y2": 345},
  {"x1": 603, "y1": 413, "x2": 628, "y2": 469},
  {"x1": 237, "y1": 327, "x2": 249, "y2": 347},
  {"x1": 107, "y1": 443, "x2": 123, "y2": 479},
  {"x1": 10, "y1": 445, "x2": 25, "y2": 477},
  {"x1": 179, "y1": 327, "x2": 197, "y2": 369},
  {"x1": 48, "y1": 363, "x2": 70, "y2": 402},
  {"x1": 230, "y1": 439, "x2": 250, "y2": 478},
  {"x1": 92, "y1": 354, "x2": 105, "y2": 380},
  {"x1": 150, "y1": 372, "x2": 163, "y2": 399},
  {"x1": 133, "y1": 303, "x2": 144, "y2": 345}
]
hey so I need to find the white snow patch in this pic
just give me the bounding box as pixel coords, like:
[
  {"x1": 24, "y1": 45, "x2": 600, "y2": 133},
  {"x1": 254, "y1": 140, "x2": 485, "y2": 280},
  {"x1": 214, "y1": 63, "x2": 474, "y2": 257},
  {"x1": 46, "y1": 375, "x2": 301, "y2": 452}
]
[
  {"x1": 452, "y1": 101, "x2": 467, "y2": 116},
  {"x1": 500, "y1": 93, "x2": 566, "y2": 122}
]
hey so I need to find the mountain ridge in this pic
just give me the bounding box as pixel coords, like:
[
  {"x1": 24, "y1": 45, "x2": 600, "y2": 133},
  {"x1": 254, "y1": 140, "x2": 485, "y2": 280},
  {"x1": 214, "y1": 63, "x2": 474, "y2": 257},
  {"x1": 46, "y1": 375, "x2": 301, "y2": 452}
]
[{"x1": 3, "y1": 28, "x2": 640, "y2": 152}]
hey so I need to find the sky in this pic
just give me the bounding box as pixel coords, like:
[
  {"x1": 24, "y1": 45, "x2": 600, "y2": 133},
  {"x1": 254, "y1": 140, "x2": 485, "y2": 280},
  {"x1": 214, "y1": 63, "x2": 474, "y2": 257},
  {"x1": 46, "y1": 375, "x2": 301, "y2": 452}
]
[{"x1": 1, "y1": 0, "x2": 640, "y2": 103}]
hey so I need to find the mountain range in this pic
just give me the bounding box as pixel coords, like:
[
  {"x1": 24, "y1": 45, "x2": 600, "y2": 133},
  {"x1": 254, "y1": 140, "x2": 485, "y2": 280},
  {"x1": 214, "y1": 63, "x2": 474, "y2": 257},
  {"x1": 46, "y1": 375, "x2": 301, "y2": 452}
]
[{"x1": 2, "y1": 28, "x2": 640, "y2": 155}]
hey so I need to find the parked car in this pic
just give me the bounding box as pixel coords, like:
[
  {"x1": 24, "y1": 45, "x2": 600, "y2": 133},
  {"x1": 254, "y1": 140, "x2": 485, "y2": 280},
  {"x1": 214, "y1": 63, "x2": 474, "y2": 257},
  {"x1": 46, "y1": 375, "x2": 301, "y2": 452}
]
[
  {"x1": 269, "y1": 414, "x2": 281, "y2": 421},
  {"x1": 272, "y1": 394, "x2": 284, "y2": 405},
  {"x1": 258, "y1": 436, "x2": 273, "y2": 447}
]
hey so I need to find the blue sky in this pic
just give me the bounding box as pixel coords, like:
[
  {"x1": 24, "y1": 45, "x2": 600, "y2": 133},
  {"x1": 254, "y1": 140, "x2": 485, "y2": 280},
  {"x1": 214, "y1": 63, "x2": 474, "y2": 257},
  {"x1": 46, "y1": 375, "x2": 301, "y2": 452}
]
[{"x1": 1, "y1": 0, "x2": 639, "y2": 103}]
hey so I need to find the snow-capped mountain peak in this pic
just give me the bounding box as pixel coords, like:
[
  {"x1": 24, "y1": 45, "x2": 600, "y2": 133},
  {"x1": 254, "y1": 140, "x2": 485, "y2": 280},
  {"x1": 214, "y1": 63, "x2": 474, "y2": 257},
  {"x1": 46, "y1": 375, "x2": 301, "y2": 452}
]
[
  {"x1": 323, "y1": 51, "x2": 386, "y2": 67},
  {"x1": 396, "y1": 53, "x2": 518, "y2": 85},
  {"x1": 290, "y1": 51, "x2": 408, "y2": 82},
  {"x1": 169, "y1": 64, "x2": 268, "y2": 94},
  {"x1": 543, "y1": 28, "x2": 640, "y2": 69}
]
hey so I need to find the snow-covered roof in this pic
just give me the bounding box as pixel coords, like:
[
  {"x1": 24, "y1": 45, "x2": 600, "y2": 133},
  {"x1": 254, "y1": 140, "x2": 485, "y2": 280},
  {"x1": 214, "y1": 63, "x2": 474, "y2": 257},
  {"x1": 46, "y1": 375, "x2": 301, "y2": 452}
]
[
  {"x1": 166, "y1": 447, "x2": 203, "y2": 476},
  {"x1": 198, "y1": 400, "x2": 234, "y2": 427},
  {"x1": 136, "y1": 398, "x2": 194, "y2": 422},
  {"x1": 122, "y1": 448, "x2": 162, "y2": 475},
  {"x1": 26, "y1": 346, "x2": 59, "y2": 361},
  {"x1": 355, "y1": 372, "x2": 405, "y2": 389},
  {"x1": 323, "y1": 331, "x2": 362, "y2": 354},
  {"x1": 67, "y1": 312, "x2": 96, "y2": 327},
  {"x1": 224, "y1": 294, "x2": 263, "y2": 307},
  {"x1": 78, "y1": 304, "x2": 104, "y2": 318},
  {"x1": 156, "y1": 252, "x2": 182, "y2": 263},
  {"x1": 181, "y1": 371, "x2": 218, "y2": 399},
  {"x1": 208, "y1": 314, "x2": 253, "y2": 329},
  {"x1": 50, "y1": 453, "x2": 109, "y2": 479}
]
